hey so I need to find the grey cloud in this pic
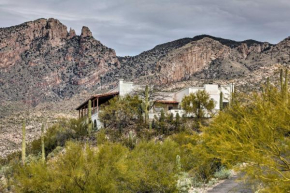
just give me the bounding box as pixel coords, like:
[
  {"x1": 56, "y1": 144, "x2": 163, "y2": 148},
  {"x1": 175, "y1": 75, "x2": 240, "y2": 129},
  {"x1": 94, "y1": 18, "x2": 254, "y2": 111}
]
[{"x1": 1, "y1": 0, "x2": 290, "y2": 56}]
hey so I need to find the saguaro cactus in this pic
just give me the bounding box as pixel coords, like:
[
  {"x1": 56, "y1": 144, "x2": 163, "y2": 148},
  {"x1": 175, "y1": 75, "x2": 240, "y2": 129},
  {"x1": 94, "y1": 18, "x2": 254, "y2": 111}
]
[
  {"x1": 280, "y1": 69, "x2": 284, "y2": 94},
  {"x1": 176, "y1": 155, "x2": 181, "y2": 171},
  {"x1": 280, "y1": 68, "x2": 288, "y2": 102},
  {"x1": 41, "y1": 123, "x2": 45, "y2": 164},
  {"x1": 219, "y1": 91, "x2": 223, "y2": 110},
  {"x1": 22, "y1": 120, "x2": 26, "y2": 165},
  {"x1": 128, "y1": 130, "x2": 136, "y2": 149},
  {"x1": 175, "y1": 113, "x2": 180, "y2": 131},
  {"x1": 88, "y1": 100, "x2": 92, "y2": 136},
  {"x1": 141, "y1": 85, "x2": 150, "y2": 124}
]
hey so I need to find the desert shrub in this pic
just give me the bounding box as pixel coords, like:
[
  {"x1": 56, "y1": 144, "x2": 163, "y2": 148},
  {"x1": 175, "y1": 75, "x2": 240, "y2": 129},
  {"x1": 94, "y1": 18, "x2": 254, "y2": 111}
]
[
  {"x1": 69, "y1": 117, "x2": 88, "y2": 137},
  {"x1": 29, "y1": 118, "x2": 87, "y2": 156},
  {"x1": 11, "y1": 140, "x2": 184, "y2": 193},
  {"x1": 202, "y1": 86, "x2": 290, "y2": 192},
  {"x1": 125, "y1": 139, "x2": 180, "y2": 192},
  {"x1": 213, "y1": 167, "x2": 231, "y2": 180},
  {"x1": 47, "y1": 146, "x2": 63, "y2": 159},
  {"x1": 95, "y1": 129, "x2": 107, "y2": 145},
  {"x1": 171, "y1": 132, "x2": 221, "y2": 182}
]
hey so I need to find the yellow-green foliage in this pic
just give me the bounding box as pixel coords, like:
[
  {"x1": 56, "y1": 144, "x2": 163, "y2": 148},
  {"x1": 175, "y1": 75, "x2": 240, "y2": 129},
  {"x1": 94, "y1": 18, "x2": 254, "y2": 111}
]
[
  {"x1": 171, "y1": 132, "x2": 221, "y2": 181},
  {"x1": 181, "y1": 90, "x2": 215, "y2": 119},
  {"x1": 99, "y1": 95, "x2": 143, "y2": 132},
  {"x1": 29, "y1": 118, "x2": 87, "y2": 156},
  {"x1": 202, "y1": 88, "x2": 290, "y2": 192},
  {"x1": 12, "y1": 140, "x2": 181, "y2": 193}
]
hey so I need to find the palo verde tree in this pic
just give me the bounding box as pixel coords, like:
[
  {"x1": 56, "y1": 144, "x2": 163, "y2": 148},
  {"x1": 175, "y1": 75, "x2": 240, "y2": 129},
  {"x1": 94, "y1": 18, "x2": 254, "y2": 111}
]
[
  {"x1": 202, "y1": 82, "x2": 290, "y2": 192},
  {"x1": 181, "y1": 90, "x2": 215, "y2": 124}
]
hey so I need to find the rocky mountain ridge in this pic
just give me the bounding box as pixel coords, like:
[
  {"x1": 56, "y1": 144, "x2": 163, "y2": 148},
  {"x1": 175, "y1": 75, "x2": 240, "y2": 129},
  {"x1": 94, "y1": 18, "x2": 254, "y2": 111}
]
[
  {"x1": 0, "y1": 18, "x2": 119, "y2": 106},
  {"x1": 1, "y1": 18, "x2": 290, "y2": 157},
  {"x1": 1, "y1": 18, "x2": 290, "y2": 106}
]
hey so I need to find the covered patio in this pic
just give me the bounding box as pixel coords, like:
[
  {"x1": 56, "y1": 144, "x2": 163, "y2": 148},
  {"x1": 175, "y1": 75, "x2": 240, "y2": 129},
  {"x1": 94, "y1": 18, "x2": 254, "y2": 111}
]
[{"x1": 76, "y1": 92, "x2": 119, "y2": 118}]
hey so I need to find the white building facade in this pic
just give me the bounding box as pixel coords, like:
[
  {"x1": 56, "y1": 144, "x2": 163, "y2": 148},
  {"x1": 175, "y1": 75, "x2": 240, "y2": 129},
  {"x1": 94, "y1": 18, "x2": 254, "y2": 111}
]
[{"x1": 76, "y1": 79, "x2": 234, "y2": 129}]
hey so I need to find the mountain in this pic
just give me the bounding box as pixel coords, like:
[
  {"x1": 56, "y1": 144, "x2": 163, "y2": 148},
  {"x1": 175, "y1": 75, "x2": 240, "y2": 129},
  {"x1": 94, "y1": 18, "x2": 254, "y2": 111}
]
[
  {"x1": 0, "y1": 18, "x2": 119, "y2": 105},
  {"x1": 1, "y1": 18, "x2": 290, "y2": 105},
  {"x1": 117, "y1": 35, "x2": 278, "y2": 84},
  {"x1": 1, "y1": 18, "x2": 290, "y2": 157}
]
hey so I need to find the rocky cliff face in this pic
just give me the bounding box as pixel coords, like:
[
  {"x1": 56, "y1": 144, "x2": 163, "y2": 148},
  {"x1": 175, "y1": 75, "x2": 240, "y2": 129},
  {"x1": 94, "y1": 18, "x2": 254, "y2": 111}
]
[
  {"x1": 1, "y1": 19, "x2": 290, "y2": 107},
  {"x1": 0, "y1": 18, "x2": 119, "y2": 105},
  {"x1": 118, "y1": 34, "x2": 290, "y2": 87}
]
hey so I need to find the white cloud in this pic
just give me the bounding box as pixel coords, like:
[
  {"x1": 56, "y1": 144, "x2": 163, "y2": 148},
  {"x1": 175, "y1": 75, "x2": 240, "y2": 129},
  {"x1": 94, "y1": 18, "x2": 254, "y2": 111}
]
[{"x1": 1, "y1": 0, "x2": 290, "y2": 56}]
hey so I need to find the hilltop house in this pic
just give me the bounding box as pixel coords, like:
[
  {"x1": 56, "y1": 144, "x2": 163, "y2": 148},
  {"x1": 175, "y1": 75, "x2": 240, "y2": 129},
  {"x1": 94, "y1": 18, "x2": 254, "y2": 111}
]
[{"x1": 76, "y1": 79, "x2": 234, "y2": 129}]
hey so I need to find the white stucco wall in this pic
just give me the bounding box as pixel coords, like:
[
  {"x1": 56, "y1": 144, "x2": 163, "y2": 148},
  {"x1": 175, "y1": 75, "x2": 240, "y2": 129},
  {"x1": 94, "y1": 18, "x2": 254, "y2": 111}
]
[
  {"x1": 97, "y1": 80, "x2": 234, "y2": 122},
  {"x1": 118, "y1": 79, "x2": 135, "y2": 96},
  {"x1": 175, "y1": 88, "x2": 190, "y2": 103},
  {"x1": 92, "y1": 113, "x2": 103, "y2": 130}
]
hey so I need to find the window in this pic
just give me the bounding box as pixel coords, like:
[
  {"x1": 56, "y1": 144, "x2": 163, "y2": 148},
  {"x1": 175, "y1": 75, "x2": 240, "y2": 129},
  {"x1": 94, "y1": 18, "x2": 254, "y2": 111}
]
[
  {"x1": 223, "y1": 102, "x2": 229, "y2": 108},
  {"x1": 94, "y1": 120, "x2": 97, "y2": 129}
]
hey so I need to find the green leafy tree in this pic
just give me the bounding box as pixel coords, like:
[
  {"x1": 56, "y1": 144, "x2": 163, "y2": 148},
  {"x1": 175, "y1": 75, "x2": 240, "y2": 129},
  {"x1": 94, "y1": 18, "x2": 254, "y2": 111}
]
[
  {"x1": 99, "y1": 95, "x2": 142, "y2": 133},
  {"x1": 181, "y1": 90, "x2": 215, "y2": 124}
]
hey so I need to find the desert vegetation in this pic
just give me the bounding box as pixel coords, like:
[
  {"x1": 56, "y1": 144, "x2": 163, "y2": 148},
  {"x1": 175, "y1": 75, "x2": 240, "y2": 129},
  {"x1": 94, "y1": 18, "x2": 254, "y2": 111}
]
[{"x1": 0, "y1": 69, "x2": 289, "y2": 193}]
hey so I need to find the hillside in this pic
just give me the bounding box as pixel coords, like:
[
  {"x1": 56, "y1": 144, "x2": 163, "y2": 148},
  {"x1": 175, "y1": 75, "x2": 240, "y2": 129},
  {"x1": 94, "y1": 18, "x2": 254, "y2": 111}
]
[{"x1": 1, "y1": 18, "x2": 290, "y2": 157}]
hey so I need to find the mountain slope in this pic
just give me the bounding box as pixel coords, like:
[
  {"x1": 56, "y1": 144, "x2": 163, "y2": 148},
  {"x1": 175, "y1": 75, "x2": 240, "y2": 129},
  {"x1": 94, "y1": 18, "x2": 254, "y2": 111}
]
[
  {"x1": 0, "y1": 18, "x2": 119, "y2": 105},
  {"x1": 1, "y1": 18, "x2": 290, "y2": 157}
]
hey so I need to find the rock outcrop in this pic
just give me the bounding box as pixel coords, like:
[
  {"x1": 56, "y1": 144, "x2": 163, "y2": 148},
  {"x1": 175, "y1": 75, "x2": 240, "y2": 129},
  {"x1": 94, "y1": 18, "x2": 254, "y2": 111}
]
[
  {"x1": 118, "y1": 34, "x2": 289, "y2": 86},
  {"x1": 0, "y1": 18, "x2": 119, "y2": 105}
]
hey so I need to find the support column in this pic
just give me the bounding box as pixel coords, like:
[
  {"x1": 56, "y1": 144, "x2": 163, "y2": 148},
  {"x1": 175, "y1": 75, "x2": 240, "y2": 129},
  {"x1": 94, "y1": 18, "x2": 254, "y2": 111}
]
[{"x1": 93, "y1": 99, "x2": 95, "y2": 114}]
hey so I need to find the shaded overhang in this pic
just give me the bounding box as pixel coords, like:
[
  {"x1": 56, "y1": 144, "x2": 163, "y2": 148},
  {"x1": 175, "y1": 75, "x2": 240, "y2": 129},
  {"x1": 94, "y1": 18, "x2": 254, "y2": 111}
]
[
  {"x1": 155, "y1": 100, "x2": 179, "y2": 104},
  {"x1": 76, "y1": 92, "x2": 119, "y2": 110}
]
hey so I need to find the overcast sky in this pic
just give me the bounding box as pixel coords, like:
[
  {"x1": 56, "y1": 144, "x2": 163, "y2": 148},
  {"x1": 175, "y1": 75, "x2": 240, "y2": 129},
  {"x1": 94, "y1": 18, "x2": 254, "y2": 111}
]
[{"x1": 1, "y1": 0, "x2": 290, "y2": 56}]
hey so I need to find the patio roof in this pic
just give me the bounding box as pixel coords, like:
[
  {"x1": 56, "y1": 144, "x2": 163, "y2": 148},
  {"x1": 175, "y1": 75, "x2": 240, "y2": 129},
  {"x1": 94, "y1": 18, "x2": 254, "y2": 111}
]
[{"x1": 76, "y1": 91, "x2": 119, "y2": 110}]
